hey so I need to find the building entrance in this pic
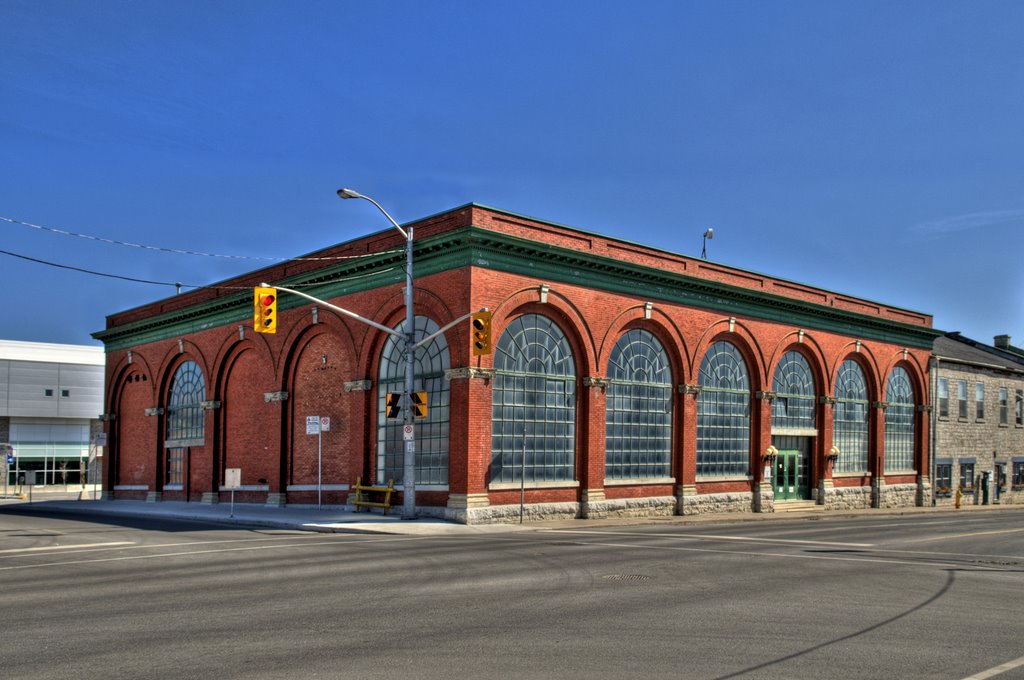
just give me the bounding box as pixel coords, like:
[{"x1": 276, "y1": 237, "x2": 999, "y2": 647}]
[{"x1": 772, "y1": 436, "x2": 812, "y2": 501}]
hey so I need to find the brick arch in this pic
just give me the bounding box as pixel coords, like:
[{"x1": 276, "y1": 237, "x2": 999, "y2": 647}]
[
  {"x1": 490, "y1": 285, "x2": 595, "y2": 379},
  {"x1": 356, "y1": 287, "x2": 457, "y2": 381},
  {"x1": 766, "y1": 332, "x2": 829, "y2": 398},
  {"x1": 107, "y1": 354, "x2": 157, "y2": 497},
  {"x1": 691, "y1": 318, "x2": 768, "y2": 394},
  {"x1": 600, "y1": 304, "x2": 689, "y2": 385},
  {"x1": 155, "y1": 341, "x2": 211, "y2": 405},
  {"x1": 880, "y1": 351, "x2": 929, "y2": 405},
  {"x1": 829, "y1": 342, "x2": 882, "y2": 401}
]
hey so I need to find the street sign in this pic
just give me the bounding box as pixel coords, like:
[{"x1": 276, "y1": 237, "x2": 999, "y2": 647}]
[
  {"x1": 306, "y1": 415, "x2": 320, "y2": 435},
  {"x1": 5, "y1": 454, "x2": 12, "y2": 466},
  {"x1": 225, "y1": 468, "x2": 242, "y2": 489},
  {"x1": 403, "y1": 424, "x2": 414, "y2": 441},
  {"x1": 320, "y1": 416, "x2": 331, "y2": 432}
]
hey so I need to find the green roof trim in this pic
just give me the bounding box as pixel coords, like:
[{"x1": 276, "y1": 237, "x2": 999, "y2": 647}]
[{"x1": 94, "y1": 222, "x2": 939, "y2": 351}]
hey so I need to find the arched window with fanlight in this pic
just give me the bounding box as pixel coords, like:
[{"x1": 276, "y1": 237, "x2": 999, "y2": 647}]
[
  {"x1": 884, "y1": 366, "x2": 916, "y2": 473},
  {"x1": 491, "y1": 314, "x2": 576, "y2": 484},
  {"x1": 606, "y1": 329, "x2": 673, "y2": 480},
  {"x1": 377, "y1": 316, "x2": 451, "y2": 486},
  {"x1": 834, "y1": 359, "x2": 869, "y2": 473},
  {"x1": 771, "y1": 351, "x2": 816, "y2": 430},
  {"x1": 697, "y1": 341, "x2": 751, "y2": 477},
  {"x1": 165, "y1": 360, "x2": 206, "y2": 487}
]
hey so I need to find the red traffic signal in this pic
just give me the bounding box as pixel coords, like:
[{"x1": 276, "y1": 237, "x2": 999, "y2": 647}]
[{"x1": 254, "y1": 287, "x2": 277, "y2": 334}]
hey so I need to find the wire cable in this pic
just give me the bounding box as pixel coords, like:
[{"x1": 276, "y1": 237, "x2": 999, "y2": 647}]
[
  {"x1": 0, "y1": 215, "x2": 402, "y2": 262},
  {"x1": 0, "y1": 247, "x2": 399, "y2": 292}
]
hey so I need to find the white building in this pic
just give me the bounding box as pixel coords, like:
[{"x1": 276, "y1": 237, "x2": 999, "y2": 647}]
[{"x1": 0, "y1": 339, "x2": 105, "y2": 487}]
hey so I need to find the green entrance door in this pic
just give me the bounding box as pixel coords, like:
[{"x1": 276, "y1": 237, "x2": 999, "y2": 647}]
[{"x1": 774, "y1": 449, "x2": 810, "y2": 500}]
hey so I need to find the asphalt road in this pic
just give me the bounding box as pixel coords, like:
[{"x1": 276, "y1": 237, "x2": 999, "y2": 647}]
[{"x1": 2, "y1": 508, "x2": 1023, "y2": 680}]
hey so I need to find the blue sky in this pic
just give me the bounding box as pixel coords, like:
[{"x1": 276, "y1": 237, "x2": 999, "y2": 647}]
[{"x1": 2, "y1": 0, "x2": 1022, "y2": 348}]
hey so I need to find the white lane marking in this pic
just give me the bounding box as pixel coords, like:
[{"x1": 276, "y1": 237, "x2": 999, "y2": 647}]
[
  {"x1": 961, "y1": 653, "x2": 1024, "y2": 680},
  {"x1": 542, "y1": 528, "x2": 1024, "y2": 561},
  {"x1": 562, "y1": 539, "x2": 1011, "y2": 571},
  {"x1": 0, "y1": 535, "x2": 434, "y2": 571},
  {"x1": 546, "y1": 529, "x2": 873, "y2": 548},
  {"x1": 0, "y1": 541, "x2": 134, "y2": 554},
  {"x1": 903, "y1": 527, "x2": 1024, "y2": 543}
]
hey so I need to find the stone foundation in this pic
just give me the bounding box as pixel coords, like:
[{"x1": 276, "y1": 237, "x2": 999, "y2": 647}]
[
  {"x1": 586, "y1": 496, "x2": 676, "y2": 519},
  {"x1": 679, "y1": 491, "x2": 755, "y2": 515},
  {"x1": 876, "y1": 483, "x2": 918, "y2": 509},
  {"x1": 822, "y1": 485, "x2": 872, "y2": 510},
  {"x1": 454, "y1": 501, "x2": 580, "y2": 525}
]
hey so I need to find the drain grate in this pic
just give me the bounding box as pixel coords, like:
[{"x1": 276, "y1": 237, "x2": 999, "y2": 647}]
[{"x1": 602, "y1": 574, "x2": 651, "y2": 581}]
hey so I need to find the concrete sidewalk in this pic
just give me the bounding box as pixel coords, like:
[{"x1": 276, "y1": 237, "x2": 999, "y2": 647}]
[{"x1": 1, "y1": 486, "x2": 1019, "y2": 536}]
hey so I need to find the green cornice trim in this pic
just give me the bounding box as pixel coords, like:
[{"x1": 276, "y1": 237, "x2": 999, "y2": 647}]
[{"x1": 93, "y1": 224, "x2": 939, "y2": 351}]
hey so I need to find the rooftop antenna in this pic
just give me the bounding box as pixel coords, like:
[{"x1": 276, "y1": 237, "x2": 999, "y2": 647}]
[{"x1": 701, "y1": 228, "x2": 713, "y2": 259}]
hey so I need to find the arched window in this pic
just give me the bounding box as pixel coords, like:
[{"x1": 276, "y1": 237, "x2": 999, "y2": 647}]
[
  {"x1": 166, "y1": 360, "x2": 205, "y2": 443},
  {"x1": 772, "y1": 351, "x2": 816, "y2": 430},
  {"x1": 884, "y1": 366, "x2": 916, "y2": 472},
  {"x1": 378, "y1": 316, "x2": 451, "y2": 486},
  {"x1": 606, "y1": 329, "x2": 673, "y2": 480},
  {"x1": 834, "y1": 359, "x2": 869, "y2": 473},
  {"x1": 697, "y1": 341, "x2": 751, "y2": 477},
  {"x1": 491, "y1": 314, "x2": 576, "y2": 483}
]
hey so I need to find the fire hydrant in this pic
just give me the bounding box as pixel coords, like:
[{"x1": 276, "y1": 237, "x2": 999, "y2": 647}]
[{"x1": 955, "y1": 487, "x2": 962, "y2": 509}]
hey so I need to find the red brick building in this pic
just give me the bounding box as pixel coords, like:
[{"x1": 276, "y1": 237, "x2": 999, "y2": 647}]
[{"x1": 94, "y1": 204, "x2": 938, "y2": 522}]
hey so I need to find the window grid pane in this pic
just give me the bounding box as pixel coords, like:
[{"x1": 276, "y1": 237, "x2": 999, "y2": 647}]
[
  {"x1": 884, "y1": 366, "x2": 915, "y2": 472},
  {"x1": 771, "y1": 351, "x2": 816, "y2": 430},
  {"x1": 166, "y1": 360, "x2": 205, "y2": 442},
  {"x1": 834, "y1": 359, "x2": 869, "y2": 473},
  {"x1": 491, "y1": 314, "x2": 576, "y2": 483},
  {"x1": 377, "y1": 316, "x2": 451, "y2": 485},
  {"x1": 697, "y1": 341, "x2": 750, "y2": 477},
  {"x1": 605, "y1": 329, "x2": 673, "y2": 480}
]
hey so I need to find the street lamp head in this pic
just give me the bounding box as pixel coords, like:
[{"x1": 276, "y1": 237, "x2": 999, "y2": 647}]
[{"x1": 336, "y1": 188, "x2": 363, "y2": 200}]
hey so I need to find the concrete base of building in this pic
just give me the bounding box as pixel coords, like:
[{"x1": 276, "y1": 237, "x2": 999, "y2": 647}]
[
  {"x1": 266, "y1": 492, "x2": 287, "y2": 507},
  {"x1": 201, "y1": 492, "x2": 218, "y2": 504},
  {"x1": 146, "y1": 491, "x2": 162, "y2": 503}
]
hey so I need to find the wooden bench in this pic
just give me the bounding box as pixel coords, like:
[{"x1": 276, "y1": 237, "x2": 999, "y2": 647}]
[{"x1": 352, "y1": 476, "x2": 395, "y2": 514}]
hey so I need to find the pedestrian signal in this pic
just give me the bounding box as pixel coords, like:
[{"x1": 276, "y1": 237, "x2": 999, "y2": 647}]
[
  {"x1": 411, "y1": 391, "x2": 428, "y2": 418},
  {"x1": 471, "y1": 311, "x2": 492, "y2": 356},
  {"x1": 385, "y1": 392, "x2": 402, "y2": 419},
  {"x1": 254, "y1": 287, "x2": 277, "y2": 334}
]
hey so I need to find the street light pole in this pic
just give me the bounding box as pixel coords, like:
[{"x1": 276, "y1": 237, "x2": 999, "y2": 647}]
[{"x1": 337, "y1": 188, "x2": 417, "y2": 519}]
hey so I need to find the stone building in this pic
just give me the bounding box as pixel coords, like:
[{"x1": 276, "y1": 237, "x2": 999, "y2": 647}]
[
  {"x1": 93, "y1": 203, "x2": 938, "y2": 522},
  {"x1": 931, "y1": 333, "x2": 1024, "y2": 505}
]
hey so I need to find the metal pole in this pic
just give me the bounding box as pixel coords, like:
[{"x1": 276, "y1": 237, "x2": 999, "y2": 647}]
[
  {"x1": 520, "y1": 426, "x2": 526, "y2": 524},
  {"x1": 318, "y1": 426, "x2": 323, "y2": 511},
  {"x1": 336, "y1": 188, "x2": 416, "y2": 519},
  {"x1": 402, "y1": 226, "x2": 416, "y2": 519}
]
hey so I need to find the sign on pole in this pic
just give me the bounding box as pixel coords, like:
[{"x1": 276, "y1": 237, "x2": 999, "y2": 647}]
[
  {"x1": 320, "y1": 416, "x2": 331, "y2": 432},
  {"x1": 306, "y1": 415, "x2": 320, "y2": 435},
  {"x1": 225, "y1": 468, "x2": 242, "y2": 489},
  {"x1": 403, "y1": 424, "x2": 414, "y2": 441}
]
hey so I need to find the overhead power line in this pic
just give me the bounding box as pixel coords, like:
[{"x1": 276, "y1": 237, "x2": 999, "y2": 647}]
[
  {"x1": 0, "y1": 247, "x2": 398, "y2": 292},
  {"x1": 0, "y1": 215, "x2": 400, "y2": 262}
]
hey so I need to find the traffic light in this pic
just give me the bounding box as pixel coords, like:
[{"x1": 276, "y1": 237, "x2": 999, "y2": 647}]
[
  {"x1": 411, "y1": 391, "x2": 428, "y2": 419},
  {"x1": 254, "y1": 287, "x2": 277, "y2": 334},
  {"x1": 385, "y1": 392, "x2": 401, "y2": 419},
  {"x1": 471, "y1": 311, "x2": 492, "y2": 356}
]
